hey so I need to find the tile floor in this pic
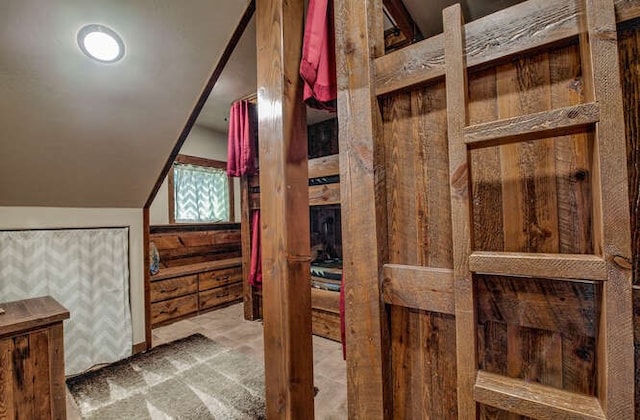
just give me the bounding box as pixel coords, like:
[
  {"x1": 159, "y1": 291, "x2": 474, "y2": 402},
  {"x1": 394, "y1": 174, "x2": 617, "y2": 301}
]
[{"x1": 66, "y1": 303, "x2": 347, "y2": 419}]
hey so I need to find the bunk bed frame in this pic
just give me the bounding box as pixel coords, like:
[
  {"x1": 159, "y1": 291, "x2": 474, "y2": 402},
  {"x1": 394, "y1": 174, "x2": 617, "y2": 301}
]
[
  {"x1": 255, "y1": 0, "x2": 640, "y2": 418},
  {"x1": 242, "y1": 153, "x2": 342, "y2": 341}
]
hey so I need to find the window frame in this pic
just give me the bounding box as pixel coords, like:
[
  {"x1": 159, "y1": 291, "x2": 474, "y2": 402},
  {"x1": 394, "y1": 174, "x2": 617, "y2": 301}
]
[{"x1": 168, "y1": 154, "x2": 234, "y2": 224}]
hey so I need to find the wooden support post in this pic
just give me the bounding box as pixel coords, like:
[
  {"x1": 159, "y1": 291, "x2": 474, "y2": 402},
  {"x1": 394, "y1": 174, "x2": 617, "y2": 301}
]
[
  {"x1": 334, "y1": 0, "x2": 391, "y2": 418},
  {"x1": 255, "y1": 0, "x2": 315, "y2": 417}
]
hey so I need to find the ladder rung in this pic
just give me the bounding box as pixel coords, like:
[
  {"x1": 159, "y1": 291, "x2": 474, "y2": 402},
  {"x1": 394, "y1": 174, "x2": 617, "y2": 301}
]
[
  {"x1": 474, "y1": 370, "x2": 605, "y2": 419},
  {"x1": 464, "y1": 102, "x2": 599, "y2": 148},
  {"x1": 468, "y1": 251, "x2": 607, "y2": 281}
]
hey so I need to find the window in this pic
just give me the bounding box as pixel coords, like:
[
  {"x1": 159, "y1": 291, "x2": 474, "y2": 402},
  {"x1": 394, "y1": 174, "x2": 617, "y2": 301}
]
[{"x1": 168, "y1": 155, "x2": 233, "y2": 223}]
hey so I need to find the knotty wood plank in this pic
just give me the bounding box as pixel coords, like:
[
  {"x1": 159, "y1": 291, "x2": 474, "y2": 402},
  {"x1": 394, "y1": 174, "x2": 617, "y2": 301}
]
[
  {"x1": 383, "y1": 91, "x2": 418, "y2": 265},
  {"x1": 12, "y1": 335, "x2": 34, "y2": 420},
  {"x1": 256, "y1": 0, "x2": 314, "y2": 416},
  {"x1": 390, "y1": 306, "x2": 412, "y2": 419},
  {"x1": 497, "y1": 53, "x2": 559, "y2": 254},
  {"x1": 582, "y1": 0, "x2": 635, "y2": 416},
  {"x1": 468, "y1": 68, "x2": 504, "y2": 253},
  {"x1": 411, "y1": 82, "x2": 453, "y2": 268},
  {"x1": 548, "y1": 44, "x2": 593, "y2": 255},
  {"x1": 618, "y1": 20, "x2": 640, "y2": 285},
  {"x1": 507, "y1": 325, "x2": 563, "y2": 388},
  {"x1": 381, "y1": 264, "x2": 454, "y2": 314},
  {"x1": 150, "y1": 275, "x2": 198, "y2": 302},
  {"x1": 464, "y1": 103, "x2": 599, "y2": 148},
  {"x1": 335, "y1": 0, "x2": 390, "y2": 416},
  {"x1": 308, "y1": 183, "x2": 340, "y2": 206},
  {"x1": 0, "y1": 338, "x2": 15, "y2": 419},
  {"x1": 561, "y1": 334, "x2": 597, "y2": 395},
  {"x1": 48, "y1": 324, "x2": 66, "y2": 420},
  {"x1": 477, "y1": 276, "x2": 598, "y2": 337},
  {"x1": 468, "y1": 251, "x2": 607, "y2": 281},
  {"x1": 311, "y1": 308, "x2": 342, "y2": 342},
  {"x1": 308, "y1": 154, "x2": 340, "y2": 179},
  {"x1": 474, "y1": 370, "x2": 606, "y2": 419},
  {"x1": 423, "y1": 312, "x2": 458, "y2": 418},
  {"x1": 375, "y1": 0, "x2": 640, "y2": 96},
  {"x1": 310, "y1": 288, "x2": 340, "y2": 313},
  {"x1": 30, "y1": 330, "x2": 51, "y2": 419},
  {"x1": 443, "y1": 5, "x2": 476, "y2": 418}
]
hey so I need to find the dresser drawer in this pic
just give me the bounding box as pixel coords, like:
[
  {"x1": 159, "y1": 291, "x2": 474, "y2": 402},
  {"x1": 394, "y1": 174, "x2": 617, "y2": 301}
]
[
  {"x1": 151, "y1": 294, "x2": 198, "y2": 325},
  {"x1": 198, "y1": 266, "x2": 242, "y2": 291},
  {"x1": 199, "y1": 283, "x2": 243, "y2": 310},
  {"x1": 150, "y1": 275, "x2": 198, "y2": 302}
]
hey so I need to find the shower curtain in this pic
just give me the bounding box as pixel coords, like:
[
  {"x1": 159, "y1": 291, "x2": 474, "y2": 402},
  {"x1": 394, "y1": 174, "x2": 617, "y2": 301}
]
[{"x1": 0, "y1": 228, "x2": 132, "y2": 375}]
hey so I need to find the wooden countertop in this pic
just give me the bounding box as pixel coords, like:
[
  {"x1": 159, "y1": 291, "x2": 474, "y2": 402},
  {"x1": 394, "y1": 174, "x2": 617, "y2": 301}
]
[{"x1": 0, "y1": 296, "x2": 70, "y2": 338}]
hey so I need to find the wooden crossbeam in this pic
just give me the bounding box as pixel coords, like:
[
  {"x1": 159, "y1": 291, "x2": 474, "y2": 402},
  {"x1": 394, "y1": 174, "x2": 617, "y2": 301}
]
[
  {"x1": 469, "y1": 251, "x2": 608, "y2": 281},
  {"x1": 464, "y1": 103, "x2": 600, "y2": 148},
  {"x1": 308, "y1": 154, "x2": 340, "y2": 178},
  {"x1": 474, "y1": 370, "x2": 606, "y2": 420},
  {"x1": 375, "y1": 0, "x2": 640, "y2": 96},
  {"x1": 381, "y1": 264, "x2": 454, "y2": 314}
]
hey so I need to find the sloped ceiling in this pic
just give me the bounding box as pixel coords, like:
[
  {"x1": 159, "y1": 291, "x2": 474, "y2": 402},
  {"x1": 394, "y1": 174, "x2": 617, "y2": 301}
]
[{"x1": 0, "y1": 0, "x2": 250, "y2": 207}]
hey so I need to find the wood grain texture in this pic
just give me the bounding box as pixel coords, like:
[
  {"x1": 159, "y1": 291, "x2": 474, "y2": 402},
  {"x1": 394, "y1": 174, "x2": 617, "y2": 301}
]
[
  {"x1": 0, "y1": 338, "x2": 14, "y2": 420},
  {"x1": 150, "y1": 275, "x2": 198, "y2": 302},
  {"x1": 149, "y1": 257, "x2": 242, "y2": 281},
  {"x1": 464, "y1": 102, "x2": 599, "y2": 148},
  {"x1": 582, "y1": 0, "x2": 635, "y2": 416},
  {"x1": 335, "y1": 0, "x2": 391, "y2": 417},
  {"x1": 381, "y1": 264, "x2": 454, "y2": 314},
  {"x1": 375, "y1": 0, "x2": 640, "y2": 96},
  {"x1": 150, "y1": 294, "x2": 198, "y2": 325},
  {"x1": 548, "y1": 44, "x2": 593, "y2": 255},
  {"x1": 468, "y1": 68, "x2": 504, "y2": 253},
  {"x1": 199, "y1": 283, "x2": 243, "y2": 310},
  {"x1": 619, "y1": 19, "x2": 640, "y2": 287},
  {"x1": 256, "y1": 0, "x2": 315, "y2": 416},
  {"x1": 198, "y1": 266, "x2": 243, "y2": 291},
  {"x1": 477, "y1": 276, "x2": 598, "y2": 337},
  {"x1": 443, "y1": 5, "x2": 477, "y2": 418},
  {"x1": 0, "y1": 297, "x2": 69, "y2": 339},
  {"x1": 474, "y1": 370, "x2": 605, "y2": 419},
  {"x1": 143, "y1": 207, "x2": 151, "y2": 350},
  {"x1": 311, "y1": 309, "x2": 342, "y2": 342},
  {"x1": 308, "y1": 154, "x2": 340, "y2": 178},
  {"x1": 309, "y1": 183, "x2": 340, "y2": 206},
  {"x1": 469, "y1": 251, "x2": 607, "y2": 281}
]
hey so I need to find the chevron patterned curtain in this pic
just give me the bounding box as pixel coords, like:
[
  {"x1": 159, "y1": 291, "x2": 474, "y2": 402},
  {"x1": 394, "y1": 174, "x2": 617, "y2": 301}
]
[
  {"x1": 174, "y1": 163, "x2": 229, "y2": 222},
  {"x1": 0, "y1": 228, "x2": 132, "y2": 375}
]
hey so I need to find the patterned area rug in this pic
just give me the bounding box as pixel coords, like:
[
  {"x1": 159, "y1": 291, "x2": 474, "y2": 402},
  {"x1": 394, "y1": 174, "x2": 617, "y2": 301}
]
[{"x1": 66, "y1": 334, "x2": 265, "y2": 419}]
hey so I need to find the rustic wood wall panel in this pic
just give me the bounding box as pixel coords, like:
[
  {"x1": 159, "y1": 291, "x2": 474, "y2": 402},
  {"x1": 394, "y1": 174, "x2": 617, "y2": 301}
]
[
  {"x1": 382, "y1": 80, "x2": 457, "y2": 418},
  {"x1": 382, "y1": 40, "x2": 607, "y2": 418},
  {"x1": 618, "y1": 17, "x2": 640, "y2": 417}
]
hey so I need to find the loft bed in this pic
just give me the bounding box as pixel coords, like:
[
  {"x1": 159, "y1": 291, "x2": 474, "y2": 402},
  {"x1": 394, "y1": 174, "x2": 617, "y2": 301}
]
[{"x1": 241, "y1": 119, "x2": 343, "y2": 342}]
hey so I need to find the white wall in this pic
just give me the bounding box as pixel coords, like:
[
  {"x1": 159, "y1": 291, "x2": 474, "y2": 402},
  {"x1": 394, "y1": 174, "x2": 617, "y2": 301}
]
[
  {"x1": 149, "y1": 124, "x2": 241, "y2": 225},
  {"x1": 0, "y1": 207, "x2": 146, "y2": 346}
]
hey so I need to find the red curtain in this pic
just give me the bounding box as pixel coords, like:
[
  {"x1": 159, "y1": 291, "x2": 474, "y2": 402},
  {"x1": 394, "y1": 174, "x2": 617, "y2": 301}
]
[
  {"x1": 227, "y1": 100, "x2": 257, "y2": 177},
  {"x1": 300, "y1": 0, "x2": 337, "y2": 111},
  {"x1": 249, "y1": 210, "x2": 262, "y2": 287}
]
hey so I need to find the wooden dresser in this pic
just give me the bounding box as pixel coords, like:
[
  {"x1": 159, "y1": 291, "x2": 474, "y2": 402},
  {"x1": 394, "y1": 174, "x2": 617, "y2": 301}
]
[
  {"x1": 150, "y1": 258, "x2": 243, "y2": 327},
  {"x1": 0, "y1": 296, "x2": 70, "y2": 420}
]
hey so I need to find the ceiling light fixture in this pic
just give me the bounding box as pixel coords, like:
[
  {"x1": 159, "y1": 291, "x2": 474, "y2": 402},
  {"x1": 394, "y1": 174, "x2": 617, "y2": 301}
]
[{"x1": 77, "y1": 24, "x2": 125, "y2": 63}]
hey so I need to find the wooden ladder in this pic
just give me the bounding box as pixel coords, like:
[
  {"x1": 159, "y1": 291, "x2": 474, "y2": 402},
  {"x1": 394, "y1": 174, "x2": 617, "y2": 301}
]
[{"x1": 442, "y1": 0, "x2": 633, "y2": 418}]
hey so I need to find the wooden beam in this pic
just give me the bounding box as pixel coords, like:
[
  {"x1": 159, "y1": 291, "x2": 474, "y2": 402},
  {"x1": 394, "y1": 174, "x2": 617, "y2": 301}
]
[
  {"x1": 469, "y1": 251, "x2": 608, "y2": 281},
  {"x1": 375, "y1": 0, "x2": 640, "y2": 96},
  {"x1": 334, "y1": 0, "x2": 391, "y2": 417},
  {"x1": 443, "y1": 5, "x2": 477, "y2": 418},
  {"x1": 144, "y1": 0, "x2": 256, "y2": 208},
  {"x1": 256, "y1": 0, "x2": 314, "y2": 417},
  {"x1": 309, "y1": 183, "x2": 340, "y2": 206},
  {"x1": 581, "y1": 0, "x2": 635, "y2": 416},
  {"x1": 308, "y1": 154, "x2": 340, "y2": 178},
  {"x1": 383, "y1": 0, "x2": 421, "y2": 43},
  {"x1": 464, "y1": 103, "x2": 600, "y2": 149},
  {"x1": 474, "y1": 370, "x2": 606, "y2": 420},
  {"x1": 381, "y1": 264, "x2": 454, "y2": 314}
]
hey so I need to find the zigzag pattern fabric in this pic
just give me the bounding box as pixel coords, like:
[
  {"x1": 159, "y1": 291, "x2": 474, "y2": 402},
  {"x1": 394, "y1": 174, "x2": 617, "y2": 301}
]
[
  {"x1": 0, "y1": 228, "x2": 132, "y2": 375},
  {"x1": 174, "y1": 163, "x2": 229, "y2": 222}
]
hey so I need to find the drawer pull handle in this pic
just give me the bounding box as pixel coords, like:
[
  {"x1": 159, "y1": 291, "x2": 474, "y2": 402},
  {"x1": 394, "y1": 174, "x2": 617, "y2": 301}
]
[
  {"x1": 160, "y1": 307, "x2": 178, "y2": 315},
  {"x1": 160, "y1": 287, "x2": 179, "y2": 294},
  {"x1": 216, "y1": 291, "x2": 230, "y2": 298}
]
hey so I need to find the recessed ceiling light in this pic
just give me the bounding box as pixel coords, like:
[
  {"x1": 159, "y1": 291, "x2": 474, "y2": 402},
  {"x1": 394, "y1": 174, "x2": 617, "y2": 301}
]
[{"x1": 77, "y1": 24, "x2": 125, "y2": 63}]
